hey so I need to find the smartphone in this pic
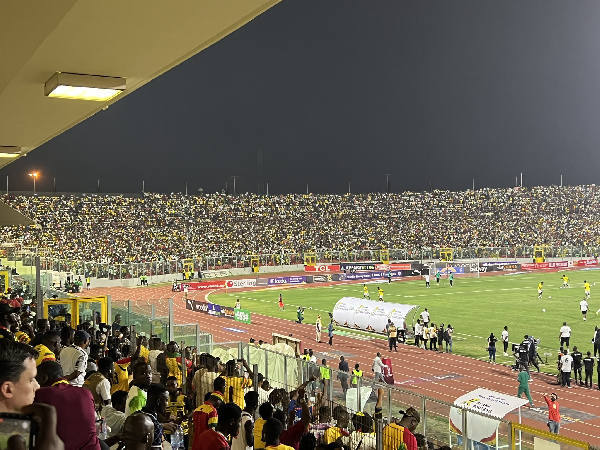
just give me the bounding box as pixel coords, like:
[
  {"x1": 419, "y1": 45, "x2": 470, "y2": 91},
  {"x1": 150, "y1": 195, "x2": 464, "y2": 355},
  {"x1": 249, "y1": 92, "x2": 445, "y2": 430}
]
[{"x1": 0, "y1": 413, "x2": 35, "y2": 449}]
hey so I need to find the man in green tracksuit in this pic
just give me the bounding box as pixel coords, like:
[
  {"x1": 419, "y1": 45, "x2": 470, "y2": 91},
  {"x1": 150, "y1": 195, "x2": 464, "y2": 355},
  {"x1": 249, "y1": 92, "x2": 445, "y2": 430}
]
[{"x1": 517, "y1": 368, "x2": 534, "y2": 407}]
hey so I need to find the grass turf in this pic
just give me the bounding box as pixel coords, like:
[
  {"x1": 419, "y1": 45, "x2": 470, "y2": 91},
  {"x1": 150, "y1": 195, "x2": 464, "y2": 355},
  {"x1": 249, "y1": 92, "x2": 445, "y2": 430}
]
[{"x1": 208, "y1": 268, "x2": 600, "y2": 373}]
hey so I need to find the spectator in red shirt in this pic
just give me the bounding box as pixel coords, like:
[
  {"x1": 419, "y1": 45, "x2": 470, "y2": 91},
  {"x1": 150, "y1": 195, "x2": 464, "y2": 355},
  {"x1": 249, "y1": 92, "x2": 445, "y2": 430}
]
[
  {"x1": 543, "y1": 392, "x2": 561, "y2": 434},
  {"x1": 34, "y1": 361, "x2": 100, "y2": 450},
  {"x1": 192, "y1": 391, "x2": 224, "y2": 450},
  {"x1": 197, "y1": 402, "x2": 242, "y2": 450}
]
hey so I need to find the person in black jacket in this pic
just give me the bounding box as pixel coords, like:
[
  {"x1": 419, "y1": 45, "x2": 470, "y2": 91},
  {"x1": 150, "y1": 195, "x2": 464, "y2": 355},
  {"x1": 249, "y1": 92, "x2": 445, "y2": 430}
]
[
  {"x1": 583, "y1": 351, "x2": 595, "y2": 388},
  {"x1": 572, "y1": 346, "x2": 583, "y2": 386}
]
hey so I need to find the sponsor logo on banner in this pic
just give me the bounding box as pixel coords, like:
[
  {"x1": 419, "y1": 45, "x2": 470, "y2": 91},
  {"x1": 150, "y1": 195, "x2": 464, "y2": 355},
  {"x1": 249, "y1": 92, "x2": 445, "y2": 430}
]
[
  {"x1": 340, "y1": 263, "x2": 379, "y2": 271},
  {"x1": 268, "y1": 276, "x2": 306, "y2": 286},
  {"x1": 207, "y1": 303, "x2": 221, "y2": 316},
  {"x1": 234, "y1": 308, "x2": 251, "y2": 324},
  {"x1": 185, "y1": 281, "x2": 226, "y2": 291},
  {"x1": 194, "y1": 302, "x2": 208, "y2": 314},
  {"x1": 225, "y1": 279, "x2": 257, "y2": 289},
  {"x1": 522, "y1": 261, "x2": 570, "y2": 270},
  {"x1": 574, "y1": 259, "x2": 599, "y2": 267},
  {"x1": 481, "y1": 261, "x2": 518, "y2": 267},
  {"x1": 390, "y1": 263, "x2": 411, "y2": 270},
  {"x1": 220, "y1": 306, "x2": 235, "y2": 319},
  {"x1": 313, "y1": 275, "x2": 332, "y2": 282},
  {"x1": 305, "y1": 264, "x2": 340, "y2": 272}
]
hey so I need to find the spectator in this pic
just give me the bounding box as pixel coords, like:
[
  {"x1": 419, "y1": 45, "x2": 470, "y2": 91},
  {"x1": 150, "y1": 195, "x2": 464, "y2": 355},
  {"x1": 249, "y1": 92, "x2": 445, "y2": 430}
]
[
  {"x1": 132, "y1": 383, "x2": 175, "y2": 449},
  {"x1": 122, "y1": 414, "x2": 154, "y2": 450},
  {"x1": 224, "y1": 359, "x2": 253, "y2": 408},
  {"x1": 232, "y1": 391, "x2": 259, "y2": 450},
  {"x1": 382, "y1": 407, "x2": 420, "y2": 450},
  {"x1": 125, "y1": 361, "x2": 153, "y2": 416},
  {"x1": 254, "y1": 401, "x2": 274, "y2": 449},
  {"x1": 338, "y1": 356, "x2": 350, "y2": 395},
  {"x1": 0, "y1": 339, "x2": 39, "y2": 413},
  {"x1": 196, "y1": 402, "x2": 242, "y2": 450},
  {"x1": 60, "y1": 330, "x2": 89, "y2": 387},
  {"x1": 34, "y1": 361, "x2": 100, "y2": 450},
  {"x1": 34, "y1": 330, "x2": 61, "y2": 366},
  {"x1": 102, "y1": 390, "x2": 128, "y2": 438},
  {"x1": 83, "y1": 356, "x2": 113, "y2": 408},
  {"x1": 192, "y1": 391, "x2": 224, "y2": 449},
  {"x1": 262, "y1": 417, "x2": 295, "y2": 450}
]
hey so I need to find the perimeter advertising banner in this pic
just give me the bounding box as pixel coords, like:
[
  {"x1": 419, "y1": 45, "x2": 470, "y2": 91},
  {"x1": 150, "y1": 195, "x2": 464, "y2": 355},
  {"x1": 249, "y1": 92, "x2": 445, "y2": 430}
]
[
  {"x1": 225, "y1": 279, "x2": 257, "y2": 289},
  {"x1": 305, "y1": 264, "x2": 340, "y2": 272},
  {"x1": 521, "y1": 261, "x2": 569, "y2": 270},
  {"x1": 267, "y1": 276, "x2": 306, "y2": 286},
  {"x1": 185, "y1": 300, "x2": 250, "y2": 323},
  {"x1": 183, "y1": 281, "x2": 226, "y2": 291}
]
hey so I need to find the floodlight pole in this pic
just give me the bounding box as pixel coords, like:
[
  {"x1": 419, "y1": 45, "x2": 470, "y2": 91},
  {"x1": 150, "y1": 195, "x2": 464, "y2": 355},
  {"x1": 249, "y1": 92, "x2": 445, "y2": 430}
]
[
  {"x1": 348, "y1": 181, "x2": 351, "y2": 194},
  {"x1": 384, "y1": 174, "x2": 391, "y2": 193}
]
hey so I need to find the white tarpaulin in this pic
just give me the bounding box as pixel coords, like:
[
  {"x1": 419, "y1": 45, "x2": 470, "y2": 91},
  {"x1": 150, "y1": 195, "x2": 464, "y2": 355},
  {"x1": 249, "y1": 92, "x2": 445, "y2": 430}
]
[
  {"x1": 449, "y1": 388, "x2": 528, "y2": 444},
  {"x1": 332, "y1": 297, "x2": 419, "y2": 333}
]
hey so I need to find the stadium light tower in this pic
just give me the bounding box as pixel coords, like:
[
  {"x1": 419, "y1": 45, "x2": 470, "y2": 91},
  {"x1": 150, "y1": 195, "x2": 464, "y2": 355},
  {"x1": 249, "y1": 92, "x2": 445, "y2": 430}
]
[{"x1": 28, "y1": 172, "x2": 39, "y2": 193}]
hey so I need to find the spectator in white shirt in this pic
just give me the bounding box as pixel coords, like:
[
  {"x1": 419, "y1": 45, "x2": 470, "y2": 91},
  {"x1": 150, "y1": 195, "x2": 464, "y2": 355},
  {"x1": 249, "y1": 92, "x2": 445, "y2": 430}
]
[
  {"x1": 102, "y1": 390, "x2": 128, "y2": 437},
  {"x1": 59, "y1": 330, "x2": 89, "y2": 387}
]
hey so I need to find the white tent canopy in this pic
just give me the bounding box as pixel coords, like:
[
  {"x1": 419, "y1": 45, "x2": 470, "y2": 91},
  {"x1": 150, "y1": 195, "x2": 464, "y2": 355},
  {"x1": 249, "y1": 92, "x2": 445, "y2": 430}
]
[{"x1": 449, "y1": 388, "x2": 529, "y2": 445}]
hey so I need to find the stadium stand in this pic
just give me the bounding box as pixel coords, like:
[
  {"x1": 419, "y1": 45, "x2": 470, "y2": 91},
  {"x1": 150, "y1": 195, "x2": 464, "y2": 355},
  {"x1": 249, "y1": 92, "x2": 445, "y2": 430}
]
[{"x1": 1, "y1": 185, "x2": 600, "y2": 264}]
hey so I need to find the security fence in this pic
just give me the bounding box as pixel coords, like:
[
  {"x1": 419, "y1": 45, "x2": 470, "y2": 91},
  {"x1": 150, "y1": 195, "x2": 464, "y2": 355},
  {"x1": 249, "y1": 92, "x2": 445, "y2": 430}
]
[{"x1": 194, "y1": 341, "x2": 593, "y2": 450}]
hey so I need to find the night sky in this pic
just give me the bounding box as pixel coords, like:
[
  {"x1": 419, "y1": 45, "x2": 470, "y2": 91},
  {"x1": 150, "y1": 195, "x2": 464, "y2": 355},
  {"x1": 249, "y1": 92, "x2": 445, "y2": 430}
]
[{"x1": 3, "y1": 0, "x2": 600, "y2": 195}]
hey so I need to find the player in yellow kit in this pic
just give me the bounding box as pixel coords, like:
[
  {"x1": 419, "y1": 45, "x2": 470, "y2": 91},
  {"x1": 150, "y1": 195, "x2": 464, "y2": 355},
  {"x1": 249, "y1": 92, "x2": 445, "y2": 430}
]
[
  {"x1": 363, "y1": 284, "x2": 370, "y2": 299},
  {"x1": 584, "y1": 280, "x2": 591, "y2": 299},
  {"x1": 378, "y1": 287, "x2": 384, "y2": 301},
  {"x1": 562, "y1": 275, "x2": 570, "y2": 288},
  {"x1": 537, "y1": 282, "x2": 543, "y2": 299}
]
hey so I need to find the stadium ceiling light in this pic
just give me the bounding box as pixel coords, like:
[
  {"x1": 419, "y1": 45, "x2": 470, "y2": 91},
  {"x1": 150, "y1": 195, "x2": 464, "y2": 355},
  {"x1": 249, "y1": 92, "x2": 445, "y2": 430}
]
[
  {"x1": 0, "y1": 146, "x2": 21, "y2": 158},
  {"x1": 44, "y1": 72, "x2": 126, "y2": 101}
]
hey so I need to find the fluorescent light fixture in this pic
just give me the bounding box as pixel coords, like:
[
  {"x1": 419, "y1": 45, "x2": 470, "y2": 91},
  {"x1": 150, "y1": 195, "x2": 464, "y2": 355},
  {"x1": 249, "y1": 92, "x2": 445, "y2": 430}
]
[
  {"x1": 0, "y1": 146, "x2": 20, "y2": 158},
  {"x1": 44, "y1": 72, "x2": 126, "y2": 101}
]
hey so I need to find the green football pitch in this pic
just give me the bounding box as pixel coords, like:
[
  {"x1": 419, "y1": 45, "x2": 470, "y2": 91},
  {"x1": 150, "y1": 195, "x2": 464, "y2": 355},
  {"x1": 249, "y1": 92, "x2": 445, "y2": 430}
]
[{"x1": 209, "y1": 269, "x2": 600, "y2": 372}]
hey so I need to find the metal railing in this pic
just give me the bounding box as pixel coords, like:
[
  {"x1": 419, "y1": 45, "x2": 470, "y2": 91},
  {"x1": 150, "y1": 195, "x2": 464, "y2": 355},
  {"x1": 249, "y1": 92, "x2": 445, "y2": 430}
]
[{"x1": 194, "y1": 341, "x2": 592, "y2": 450}]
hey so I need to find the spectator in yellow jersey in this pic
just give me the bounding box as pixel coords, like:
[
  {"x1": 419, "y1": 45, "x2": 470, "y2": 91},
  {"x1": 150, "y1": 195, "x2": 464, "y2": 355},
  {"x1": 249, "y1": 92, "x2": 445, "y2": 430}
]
[
  {"x1": 254, "y1": 401, "x2": 274, "y2": 450},
  {"x1": 224, "y1": 359, "x2": 253, "y2": 409},
  {"x1": 383, "y1": 407, "x2": 420, "y2": 450},
  {"x1": 324, "y1": 407, "x2": 350, "y2": 445},
  {"x1": 160, "y1": 376, "x2": 192, "y2": 447}
]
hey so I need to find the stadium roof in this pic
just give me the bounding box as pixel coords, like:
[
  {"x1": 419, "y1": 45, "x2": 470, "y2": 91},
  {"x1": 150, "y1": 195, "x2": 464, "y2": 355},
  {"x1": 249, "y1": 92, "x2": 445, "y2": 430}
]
[
  {"x1": 0, "y1": 0, "x2": 282, "y2": 171},
  {"x1": 0, "y1": 202, "x2": 34, "y2": 227}
]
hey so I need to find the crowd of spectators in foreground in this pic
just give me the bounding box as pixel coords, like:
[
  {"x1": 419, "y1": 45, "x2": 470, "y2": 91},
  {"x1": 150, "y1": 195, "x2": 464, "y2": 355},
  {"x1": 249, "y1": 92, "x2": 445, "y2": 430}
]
[
  {"x1": 0, "y1": 293, "x2": 440, "y2": 450},
  {"x1": 2, "y1": 184, "x2": 600, "y2": 263}
]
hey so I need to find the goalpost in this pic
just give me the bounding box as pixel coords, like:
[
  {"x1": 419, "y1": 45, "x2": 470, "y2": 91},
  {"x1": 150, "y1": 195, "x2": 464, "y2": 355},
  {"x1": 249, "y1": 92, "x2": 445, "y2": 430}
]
[{"x1": 423, "y1": 259, "x2": 480, "y2": 279}]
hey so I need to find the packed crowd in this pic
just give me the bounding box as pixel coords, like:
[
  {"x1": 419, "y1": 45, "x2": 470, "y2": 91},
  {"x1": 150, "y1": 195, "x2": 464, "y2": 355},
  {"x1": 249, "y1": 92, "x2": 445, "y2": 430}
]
[
  {"x1": 0, "y1": 298, "x2": 434, "y2": 450},
  {"x1": 2, "y1": 184, "x2": 600, "y2": 263}
]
